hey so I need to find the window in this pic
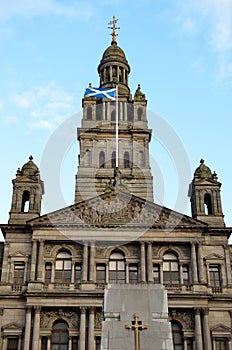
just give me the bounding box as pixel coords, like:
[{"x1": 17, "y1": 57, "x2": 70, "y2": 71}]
[
  {"x1": 41, "y1": 337, "x2": 48, "y2": 350},
  {"x1": 75, "y1": 263, "x2": 82, "y2": 282},
  {"x1": 163, "y1": 252, "x2": 179, "y2": 286},
  {"x1": 187, "y1": 338, "x2": 193, "y2": 350},
  {"x1": 96, "y1": 336, "x2": 101, "y2": 350},
  {"x1": 86, "y1": 106, "x2": 92, "y2": 120},
  {"x1": 96, "y1": 104, "x2": 102, "y2": 121},
  {"x1": 96, "y1": 264, "x2": 106, "y2": 283},
  {"x1": 124, "y1": 151, "x2": 130, "y2": 168},
  {"x1": 111, "y1": 151, "x2": 116, "y2": 168},
  {"x1": 137, "y1": 107, "x2": 143, "y2": 121},
  {"x1": 172, "y1": 322, "x2": 183, "y2": 350},
  {"x1": 51, "y1": 321, "x2": 69, "y2": 350},
  {"x1": 129, "y1": 264, "x2": 138, "y2": 284},
  {"x1": 99, "y1": 151, "x2": 105, "y2": 168},
  {"x1": 55, "y1": 251, "x2": 72, "y2": 283},
  {"x1": 209, "y1": 265, "x2": 221, "y2": 287},
  {"x1": 7, "y1": 337, "x2": 18, "y2": 350},
  {"x1": 216, "y1": 339, "x2": 227, "y2": 350},
  {"x1": 111, "y1": 110, "x2": 116, "y2": 122},
  {"x1": 127, "y1": 104, "x2": 133, "y2": 122},
  {"x1": 45, "y1": 263, "x2": 52, "y2": 284},
  {"x1": 204, "y1": 193, "x2": 213, "y2": 215},
  {"x1": 21, "y1": 190, "x2": 30, "y2": 212},
  {"x1": 13, "y1": 263, "x2": 25, "y2": 284},
  {"x1": 153, "y1": 265, "x2": 160, "y2": 284},
  {"x1": 72, "y1": 336, "x2": 78, "y2": 350},
  {"x1": 183, "y1": 265, "x2": 189, "y2": 285},
  {"x1": 109, "y1": 252, "x2": 125, "y2": 284}
]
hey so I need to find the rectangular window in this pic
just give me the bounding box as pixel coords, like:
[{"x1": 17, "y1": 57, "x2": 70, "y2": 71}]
[
  {"x1": 96, "y1": 264, "x2": 106, "y2": 283},
  {"x1": 96, "y1": 336, "x2": 101, "y2": 350},
  {"x1": 183, "y1": 265, "x2": 189, "y2": 285},
  {"x1": 13, "y1": 263, "x2": 25, "y2": 284},
  {"x1": 216, "y1": 339, "x2": 227, "y2": 350},
  {"x1": 209, "y1": 265, "x2": 221, "y2": 287},
  {"x1": 153, "y1": 265, "x2": 160, "y2": 284},
  {"x1": 187, "y1": 338, "x2": 193, "y2": 350},
  {"x1": 45, "y1": 263, "x2": 52, "y2": 284},
  {"x1": 129, "y1": 264, "x2": 138, "y2": 284},
  {"x1": 7, "y1": 337, "x2": 18, "y2": 350},
  {"x1": 72, "y1": 336, "x2": 78, "y2": 350},
  {"x1": 41, "y1": 336, "x2": 48, "y2": 350},
  {"x1": 75, "y1": 264, "x2": 82, "y2": 282}
]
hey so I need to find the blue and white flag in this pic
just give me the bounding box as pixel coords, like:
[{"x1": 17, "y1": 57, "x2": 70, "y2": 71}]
[{"x1": 84, "y1": 87, "x2": 116, "y2": 100}]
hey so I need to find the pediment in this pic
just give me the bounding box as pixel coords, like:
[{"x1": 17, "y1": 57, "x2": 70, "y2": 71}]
[
  {"x1": 2, "y1": 322, "x2": 22, "y2": 331},
  {"x1": 204, "y1": 253, "x2": 224, "y2": 260},
  {"x1": 10, "y1": 250, "x2": 29, "y2": 258},
  {"x1": 211, "y1": 324, "x2": 231, "y2": 333},
  {"x1": 29, "y1": 189, "x2": 207, "y2": 229},
  {"x1": 194, "y1": 178, "x2": 220, "y2": 186}
]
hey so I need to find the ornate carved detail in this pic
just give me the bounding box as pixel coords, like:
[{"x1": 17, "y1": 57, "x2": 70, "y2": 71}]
[
  {"x1": 126, "y1": 244, "x2": 139, "y2": 257},
  {"x1": 170, "y1": 310, "x2": 194, "y2": 329},
  {"x1": 40, "y1": 309, "x2": 79, "y2": 328},
  {"x1": 95, "y1": 311, "x2": 102, "y2": 329}
]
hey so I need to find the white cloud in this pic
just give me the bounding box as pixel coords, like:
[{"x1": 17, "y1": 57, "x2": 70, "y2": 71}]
[
  {"x1": 11, "y1": 82, "x2": 77, "y2": 129},
  {"x1": 2, "y1": 115, "x2": 18, "y2": 125},
  {"x1": 0, "y1": 0, "x2": 93, "y2": 22},
  {"x1": 176, "y1": 0, "x2": 232, "y2": 83},
  {"x1": 0, "y1": 100, "x2": 4, "y2": 109}
]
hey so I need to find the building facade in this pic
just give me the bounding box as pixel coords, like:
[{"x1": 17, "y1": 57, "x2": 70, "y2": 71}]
[{"x1": 0, "y1": 19, "x2": 232, "y2": 350}]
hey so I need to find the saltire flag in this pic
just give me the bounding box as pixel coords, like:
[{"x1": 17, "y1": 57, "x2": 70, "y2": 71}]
[{"x1": 84, "y1": 87, "x2": 116, "y2": 100}]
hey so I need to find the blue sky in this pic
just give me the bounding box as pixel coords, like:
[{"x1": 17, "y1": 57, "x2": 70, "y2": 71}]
[{"x1": 0, "y1": 0, "x2": 231, "y2": 240}]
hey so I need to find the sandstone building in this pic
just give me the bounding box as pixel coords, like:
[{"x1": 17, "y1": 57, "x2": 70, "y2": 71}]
[{"x1": 0, "y1": 19, "x2": 232, "y2": 350}]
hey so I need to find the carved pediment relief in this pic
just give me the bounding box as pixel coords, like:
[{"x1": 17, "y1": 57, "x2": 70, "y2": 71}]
[
  {"x1": 204, "y1": 253, "x2": 224, "y2": 260},
  {"x1": 30, "y1": 189, "x2": 206, "y2": 229},
  {"x1": 9, "y1": 250, "x2": 29, "y2": 258},
  {"x1": 2, "y1": 322, "x2": 23, "y2": 335},
  {"x1": 211, "y1": 323, "x2": 231, "y2": 335}
]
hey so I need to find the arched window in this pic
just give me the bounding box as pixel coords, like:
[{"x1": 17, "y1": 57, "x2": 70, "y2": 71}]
[
  {"x1": 111, "y1": 110, "x2": 116, "y2": 122},
  {"x1": 137, "y1": 107, "x2": 143, "y2": 121},
  {"x1": 163, "y1": 252, "x2": 179, "y2": 286},
  {"x1": 86, "y1": 106, "x2": 92, "y2": 120},
  {"x1": 124, "y1": 151, "x2": 130, "y2": 168},
  {"x1": 51, "y1": 321, "x2": 69, "y2": 350},
  {"x1": 99, "y1": 151, "x2": 105, "y2": 168},
  {"x1": 111, "y1": 151, "x2": 116, "y2": 168},
  {"x1": 21, "y1": 190, "x2": 30, "y2": 212},
  {"x1": 96, "y1": 104, "x2": 102, "y2": 121},
  {"x1": 204, "y1": 193, "x2": 213, "y2": 215},
  {"x1": 55, "y1": 251, "x2": 72, "y2": 283},
  {"x1": 172, "y1": 322, "x2": 184, "y2": 350},
  {"x1": 127, "y1": 104, "x2": 133, "y2": 122},
  {"x1": 109, "y1": 251, "x2": 125, "y2": 284}
]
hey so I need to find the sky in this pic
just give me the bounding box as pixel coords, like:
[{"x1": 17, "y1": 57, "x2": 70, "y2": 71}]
[{"x1": 0, "y1": 0, "x2": 232, "y2": 241}]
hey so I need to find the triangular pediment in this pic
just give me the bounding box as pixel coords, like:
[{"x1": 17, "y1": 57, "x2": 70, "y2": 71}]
[
  {"x1": 2, "y1": 322, "x2": 22, "y2": 331},
  {"x1": 29, "y1": 190, "x2": 207, "y2": 228},
  {"x1": 10, "y1": 250, "x2": 29, "y2": 258},
  {"x1": 211, "y1": 324, "x2": 231, "y2": 333},
  {"x1": 194, "y1": 178, "x2": 220, "y2": 186},
  {"x1": 205, "y1": 253, "x2": 224, "y2": 260}
]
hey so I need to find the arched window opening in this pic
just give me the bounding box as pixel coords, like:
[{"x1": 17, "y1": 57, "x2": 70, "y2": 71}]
[
  {"x1": 127, "y1": 105, "x2": 133, "y2": 122},
  {"x1": 124, "y1": 151, "x2": 130, "y2": 168},
  {"x1": 204, "y1": 193, "x2": 213, "y2": 215},
  {"x1": 96, "y1": 104, "x2": 103, "y2": 121},
  {"x1": 21, "y1": 190, "x2": 30, "y2": 212},
  {"x1": 112, "y1": 65, "x2": 117, "y2": 78},
  {"x1": 172, "y1": 322, "x2": 184, "y2": 350},
  {"x1": 51, "y1": 321, "x2": 69, "y2": 350},
  {"x1": 86, "y1": 106, "x2": 92, "y2": 120},
  {"x1": 163, "y1": 252, "x2": 179, "y2": 286},
  {"x1": 137, "y1": 107, "x2": 143, "y2": 121},
  {"x1": 119, "y1": 68, "x2": 123, "y2": 83},
  {"x1": 109, "y1": 251, "x2": 125, "y2": 284},
  {"x1": 55, "y1": 250, "x2": 72, "y2": 283},
  {"x1": 111, "y1": 151, "x2": 116, "y2": 168},
  {"x1": 111, "y1": 110, "x2": 116, "y2": 122},
  {"x1": 106, "y1": 67, "x2": 110, "y2": 82},
  {"x1": 99, "y1": 151, "x2": 105, "y2": 168}
]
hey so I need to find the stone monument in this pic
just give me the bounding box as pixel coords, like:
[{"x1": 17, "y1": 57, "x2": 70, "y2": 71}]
[{"x1": 101, "y1": 284, "x2": 174, "y2": 350}]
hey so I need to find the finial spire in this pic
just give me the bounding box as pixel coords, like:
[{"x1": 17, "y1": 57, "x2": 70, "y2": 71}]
[{"x1": 108, "y1": 16, "x2": 120, "y2": 44}]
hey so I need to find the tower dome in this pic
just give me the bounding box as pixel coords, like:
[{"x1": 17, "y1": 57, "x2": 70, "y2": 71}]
[
  {"x1": 97, "y1": 17, "x2": 131, "y2": 97},
  {"x1": 194, "y1": 159, "x2": 212, "y2": 179},
  {"x1": 21, "y1": 155, "x2": 39, "y2": 178}
]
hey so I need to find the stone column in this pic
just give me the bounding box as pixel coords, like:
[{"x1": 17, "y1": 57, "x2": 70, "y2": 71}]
[
  {"x1": 82, "y1": 243, "x2": 88, "y2": 282},
  {"x1": 88, "y1": 307, "x2": 95, "y2": 350},
  {"x1": 32, "y1": 306, "x2": 41, "y2": 350},
  {"x1": 89, "y1": 242, "x2": 96, "y2": 282},
  {"x1": 24, "y1": 306, "x2": 32, "y2": 350},
  {"x1": 125, "y1": 263, "x2": 129, "y2": 284},
  {"x1": 68, "y1": 336, "x2": 72, "y2": 349},
  {"x1": 224, "y1": 245, "x2": 232, "y2": 286},
  {"x1": 2, "y1": 336, "x2": 7, "y2": 350},
  {"x1": 30, "y1": 240, "x2": 37, "y2": 281},
  {"x1": 0, "y1": 308, "x2": 4, "y2": 350},
  {"x1": 228, "y1": 339, "x2": 232, "y2": 350},
  {"x1": 47, "y1": 336, "x2": 51, "y2": 350},
  {"x1": 147, "y1": 242, "x2": 153, "y2": 283},
  {"x1": 51, "y1": 262, "x2": 55, "y2": 283},
  {"x1": 79, "y1": 307, "x2": 87, "y2": 350},
  {"x1": 202, "y1": 308, "x2": 212, "y2": 350},
  {"x1": 197, "y1": 243, "x2": 205, "y2": 283},
  {"x1": 17, "y1": 336, "x2": 22, "y2": 350},
  {"x1": 183, "y1": 337, "x2": 188, "y2": 350},
  {"x1": 37, "y1": 240, "x2": 44, "y2": 281},
  {"x1": 194, "y1": 308, "x2": 203, "y2": 350},
  {"x1": 102, "y1": 102, "x2": 106, "y2": 121},
  {"x1": 71, "y1": 262, "x2": 75, "y2": 284},
  {"x1": 191, "y1": 242, "x2": 198, "y2": 284},
  {"x1": 140, "y1": 242, "x2": 146, "y2": 283},
  {"x1": 1, "y1": 243, "x2": 9, "y2": 282}
]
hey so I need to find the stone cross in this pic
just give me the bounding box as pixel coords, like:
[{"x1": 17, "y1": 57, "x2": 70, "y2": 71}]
[{"x1": 125, "y1": 313, "x2": 148, "y2": 350}]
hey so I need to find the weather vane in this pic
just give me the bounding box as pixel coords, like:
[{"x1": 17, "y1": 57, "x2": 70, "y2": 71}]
[{"x1": 108, "y1": 16, "x2": 120, "y2": 44}]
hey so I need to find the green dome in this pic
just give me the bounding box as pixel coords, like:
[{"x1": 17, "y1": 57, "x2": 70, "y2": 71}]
[{"x1": 194, "y1": 159, "x2": 212, "y2": 179}]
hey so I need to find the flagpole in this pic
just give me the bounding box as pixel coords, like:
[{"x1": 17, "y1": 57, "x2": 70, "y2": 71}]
[{"x1": 115, "y1": 84, "x2": 119, "y2": 168}]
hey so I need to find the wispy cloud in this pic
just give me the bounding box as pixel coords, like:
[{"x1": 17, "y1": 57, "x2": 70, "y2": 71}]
[
  {"x1": 11, "y1": 82, "x2": 77, "y2": 129},
  {"x1": 176, "y1": 0, "x2": 232, "y2": 83},
  {"x1": 0, "y1": 0, "x2": 93, "y2": 22}
]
